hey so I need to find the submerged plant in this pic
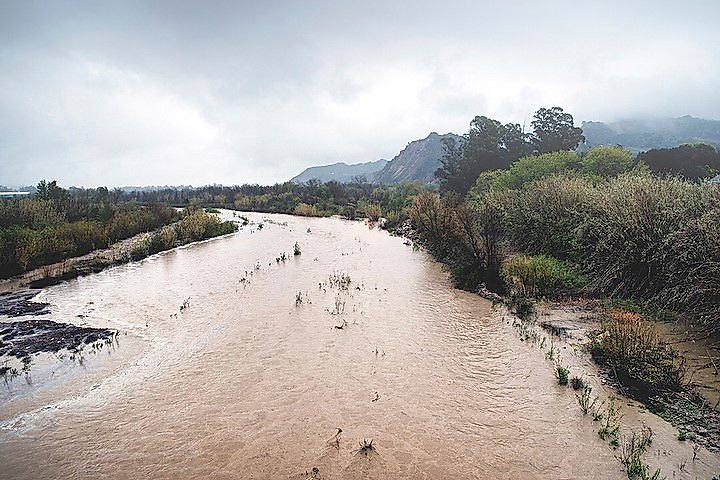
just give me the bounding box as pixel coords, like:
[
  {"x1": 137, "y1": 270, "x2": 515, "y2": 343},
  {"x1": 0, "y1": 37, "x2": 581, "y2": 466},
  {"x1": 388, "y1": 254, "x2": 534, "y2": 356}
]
[
  {"x1": 180, "y1": 297, "x2": 191, "y2": 311},
  {"x1": 616, "y1": 427, "x2": 665, "y2": 480},
  {"x1": 0, "y1": 364, "x2": 19, "y2": 384},
  {"x1": 570, "y1": 376, "x2": 585, "y2": 390},
  {"x1": 328, "y1": 272, "x2": 352, "y2": 290},
  {"x1": 576, "y1": 385, "x2": 598, "y2": 415},
  {"x1": 355, "y1": 439, "x2": 375, "y2": 456},
  {"x1": 545, "y1": 342, "x2": 557, "y2": 361},
  {"x1": 555, "y1": 365, "x2": 569, "y2": 385},
  {"x1": 330, "y1": 293, "x2": 346, "y2": 315},
  {"x1": 598, "y1": 395, "x2": 621, "y2": 443}
]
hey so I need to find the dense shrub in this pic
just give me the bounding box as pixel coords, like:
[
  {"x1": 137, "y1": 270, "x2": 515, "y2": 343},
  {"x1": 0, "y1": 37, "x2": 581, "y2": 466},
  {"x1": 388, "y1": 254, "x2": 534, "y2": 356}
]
[
  {"x1": 578, "y1": 173, "x2": 711, "y2": 298},
  {"x1": 494, "y1": 151, "x2": 581, "y2": 190},
  {"x1": 0, "y1": 189, "x2": 180, "y2": 277},
  {"x1": 357, "y1": 200, "x2": 382, "y2": 221},
  {"x1": 175, "y1": 209, "x2": 236, "y2": 241},
  {"x1": 148, "y1": 225, "x2": 178, "y2": 254},
  {"x1": 294, "y1": 203, "x2": 323, "y2": 217},
  {"x1": 580, "y1": 145, "x2": 634, "y2": 177},
  {"x1": 500, "y1": 254, "x2": 587, "y2": 298},
  {"x1": 659, "y1": 206, "x2": 720, "y2": 323},
  {"x1": 506, "y1": 175, "x2": 595, "y2": 260}
]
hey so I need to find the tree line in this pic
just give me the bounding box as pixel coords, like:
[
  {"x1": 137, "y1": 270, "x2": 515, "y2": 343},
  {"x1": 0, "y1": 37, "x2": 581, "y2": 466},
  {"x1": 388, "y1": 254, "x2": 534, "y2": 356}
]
[
  {"x1": 0, "y1": 181, "x2": 235, "y2": 278},
  {"x1": 409, "y1": 107, "x2": 720, "y2": 331}
]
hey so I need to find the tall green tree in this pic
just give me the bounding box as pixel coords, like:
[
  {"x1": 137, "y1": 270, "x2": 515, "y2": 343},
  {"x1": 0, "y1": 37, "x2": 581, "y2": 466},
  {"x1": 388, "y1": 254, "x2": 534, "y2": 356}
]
[
  {"x1": 436, "y1": 116, "x2": 532, "y2": 194},
  {"x1": 530, "y1": 107, "x2": 585, "y2": 153},
  {"x1": 35, "y1": 179, "x2": 66, "y2": 202}
]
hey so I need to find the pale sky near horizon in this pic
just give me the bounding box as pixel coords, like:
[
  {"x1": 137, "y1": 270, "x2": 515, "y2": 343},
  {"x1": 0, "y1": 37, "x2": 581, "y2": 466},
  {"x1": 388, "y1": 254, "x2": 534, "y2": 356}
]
[{"x1": 1, "y1": 0, "x2": 719, "y2": 187}]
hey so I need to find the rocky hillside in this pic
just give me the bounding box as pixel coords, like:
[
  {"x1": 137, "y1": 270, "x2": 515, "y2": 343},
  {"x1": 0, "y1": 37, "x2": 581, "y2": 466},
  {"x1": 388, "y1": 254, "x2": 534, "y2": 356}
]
[
  {"x1": 373, "y1": 132, "x2": 462, "y2": 184},
  {"x1": 291, "y1": 159, "x2": 388, "y2": 183}
]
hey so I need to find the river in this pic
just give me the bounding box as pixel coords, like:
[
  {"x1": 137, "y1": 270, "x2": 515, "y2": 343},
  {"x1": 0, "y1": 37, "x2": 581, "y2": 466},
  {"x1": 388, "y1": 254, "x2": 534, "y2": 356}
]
[{"x1": 0, "y1": 212, "x2": 716, "y2": 479}]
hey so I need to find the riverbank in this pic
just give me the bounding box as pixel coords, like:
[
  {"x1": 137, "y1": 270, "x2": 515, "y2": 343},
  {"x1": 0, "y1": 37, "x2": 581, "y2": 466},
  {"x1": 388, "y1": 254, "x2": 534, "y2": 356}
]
[
  {"x1": 0, "y1": 209, "x2": 241, "y2": 294},
  {"x1": 491, "y1": 299, "x2": 719, "y2": 478},
  {"x1": 395, "y1": 217, "x2": 720, "y2": 475},
  {"x1": 528, "y1": 301, "x2": 720, "y2": 451}
]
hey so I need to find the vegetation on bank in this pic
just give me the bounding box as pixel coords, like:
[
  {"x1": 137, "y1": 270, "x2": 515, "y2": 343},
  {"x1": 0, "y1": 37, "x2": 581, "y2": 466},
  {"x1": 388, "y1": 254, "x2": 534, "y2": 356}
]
[
  {"x1": 0, "y1": 181, "x2": 237, "y2": 279},
  {"x1": 404, "y1": 108, "x2": 720, "y2": 334},
  {"x1": 405, "y1": 106, "x2": 720, "y2": 461},
  {"x1": 122, "y1": 179, "x2": 425, "y2": 228},
  {"x1": 411, "y1": 171, "x2": 720, "y2": 329}
]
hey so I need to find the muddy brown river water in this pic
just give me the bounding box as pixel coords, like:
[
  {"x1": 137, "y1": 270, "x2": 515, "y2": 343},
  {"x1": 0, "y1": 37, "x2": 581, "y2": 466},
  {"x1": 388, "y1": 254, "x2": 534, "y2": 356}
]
[{"x1": 0, "y1": 212, "x2": 718, "y2": 479}]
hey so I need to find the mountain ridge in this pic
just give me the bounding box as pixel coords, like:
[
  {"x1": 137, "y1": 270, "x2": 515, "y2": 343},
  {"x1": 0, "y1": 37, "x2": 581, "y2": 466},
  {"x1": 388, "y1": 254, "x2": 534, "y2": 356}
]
[
  {"x1": 582, "y1": 115, "x2": 720, "y2": 151},
  {"x1": 290, "y1": 115, "x2": 720, "y2": 185},
  {"x1": 290, "y1": 159, "x2": 388, "y2": 183},
  {"x1": 372, "y1": 132, "x2": 462, "y2": 184}
]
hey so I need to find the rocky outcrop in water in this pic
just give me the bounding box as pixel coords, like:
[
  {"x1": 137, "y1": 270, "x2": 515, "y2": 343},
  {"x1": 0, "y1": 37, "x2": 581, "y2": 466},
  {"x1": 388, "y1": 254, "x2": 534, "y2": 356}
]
[
  {"x1": 0, "y1": 290, "x2": 115, "y2": 360},
  {"x1": 0, "y1": 319, "x2": 115, "y2": 359},
  {"x1": 0, "y1": 290, "x2": 50, "y2": 317}
]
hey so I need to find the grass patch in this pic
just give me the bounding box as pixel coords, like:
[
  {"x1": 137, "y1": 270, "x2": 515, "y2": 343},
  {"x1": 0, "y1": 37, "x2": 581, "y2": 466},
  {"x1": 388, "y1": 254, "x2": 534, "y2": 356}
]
[{"x1": 501, "y1": 254, "x2": 587, "y2": 298}]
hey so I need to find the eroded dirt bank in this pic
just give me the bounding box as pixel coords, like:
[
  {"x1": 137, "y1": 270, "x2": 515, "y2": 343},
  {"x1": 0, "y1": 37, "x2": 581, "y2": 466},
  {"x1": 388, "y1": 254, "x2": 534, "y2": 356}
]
[{"x1": 0, "y1": 212, "x2": 717, "y2": 479}]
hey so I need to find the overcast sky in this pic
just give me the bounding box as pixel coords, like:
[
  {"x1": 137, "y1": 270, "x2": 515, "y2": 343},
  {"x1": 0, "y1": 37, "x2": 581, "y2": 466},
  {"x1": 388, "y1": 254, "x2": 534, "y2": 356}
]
[{"x1": 1, "y1": 0, "x2": 719, "y2": 187}]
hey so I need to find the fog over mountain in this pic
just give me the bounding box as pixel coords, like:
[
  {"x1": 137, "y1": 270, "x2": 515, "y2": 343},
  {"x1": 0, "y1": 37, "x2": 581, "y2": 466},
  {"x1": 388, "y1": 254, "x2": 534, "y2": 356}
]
[
  {"x1": 583, "y1": 115, "x2": 720, "y2": 152},
  {"x1": 2, "y1": 1, "x2": 719, "y2": 187},
  {"x1": 291, "y1": 160, "x2": 388, "y2": 184}
]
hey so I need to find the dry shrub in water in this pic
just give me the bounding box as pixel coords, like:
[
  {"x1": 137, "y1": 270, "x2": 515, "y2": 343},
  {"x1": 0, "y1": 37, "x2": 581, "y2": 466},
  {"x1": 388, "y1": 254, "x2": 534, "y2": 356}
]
[{"x1": 592, "y1": 310, "x2": 685, "y2": 399}]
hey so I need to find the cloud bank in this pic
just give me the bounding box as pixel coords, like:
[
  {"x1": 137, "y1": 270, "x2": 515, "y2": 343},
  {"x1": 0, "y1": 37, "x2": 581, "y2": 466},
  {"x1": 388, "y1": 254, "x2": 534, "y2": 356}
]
[{"x1": 1, "y1": 0, "x2": 719, "y2": 186}]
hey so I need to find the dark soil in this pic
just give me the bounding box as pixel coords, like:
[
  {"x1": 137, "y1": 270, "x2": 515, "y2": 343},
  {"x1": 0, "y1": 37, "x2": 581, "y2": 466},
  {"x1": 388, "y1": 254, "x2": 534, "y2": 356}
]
[
  {"x1": 0, "y1": 290, "x2": 50, "y2": 317},
  {"x1": 0, "y1": 318, "x2": 116, "y2": 358}
]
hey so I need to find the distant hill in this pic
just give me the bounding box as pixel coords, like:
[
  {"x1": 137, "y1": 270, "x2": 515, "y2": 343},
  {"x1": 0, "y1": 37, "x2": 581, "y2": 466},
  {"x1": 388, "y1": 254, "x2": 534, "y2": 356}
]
[
  {"x1": 291, "y1": 159, "x2": 388, "y2": 183},
  {"x1": 290, "y1": 116, "x2": 720, "y2": 186},
  {"x1": 373, "y1": 132, "x2": 462, "y2": 184},
  {"x1": 582, "y1": 115, "x2": 720, "y2": 152}
]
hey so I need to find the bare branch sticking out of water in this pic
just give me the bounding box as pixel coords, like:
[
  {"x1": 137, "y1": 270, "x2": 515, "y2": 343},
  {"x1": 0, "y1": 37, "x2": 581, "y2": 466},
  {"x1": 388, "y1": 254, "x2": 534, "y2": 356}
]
[
  {"x1": 329, "y1": 293, "x2": 346, "y2": 315},
  {"x1": 328, "y1": 428, "x2": 343, "y2": 450},
  {"x1": 180, "y1": 297, "x2": 191, "y2": 311},
  {"x1": 353, "y1": 439, "x2": 375, "y2": 457}
]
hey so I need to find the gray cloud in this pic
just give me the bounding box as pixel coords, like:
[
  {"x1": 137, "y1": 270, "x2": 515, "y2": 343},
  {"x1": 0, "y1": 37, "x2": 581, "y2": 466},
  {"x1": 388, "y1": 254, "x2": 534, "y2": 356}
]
[{"x1": 1, "y1": 0, "x2": 719, "y2": 186}]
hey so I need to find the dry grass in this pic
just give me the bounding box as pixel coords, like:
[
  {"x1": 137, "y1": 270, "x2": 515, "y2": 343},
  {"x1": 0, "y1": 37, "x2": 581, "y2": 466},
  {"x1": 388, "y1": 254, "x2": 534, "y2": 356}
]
[{"x1": 591, "y1": 310, "x2": 685, "y2": 400}]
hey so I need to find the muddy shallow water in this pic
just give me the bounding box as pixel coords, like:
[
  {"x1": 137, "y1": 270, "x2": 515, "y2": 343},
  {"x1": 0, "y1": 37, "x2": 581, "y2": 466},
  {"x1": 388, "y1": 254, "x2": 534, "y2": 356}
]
[{"x1": 0, "y1": 212, "x2": 717, "y2": 479}]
